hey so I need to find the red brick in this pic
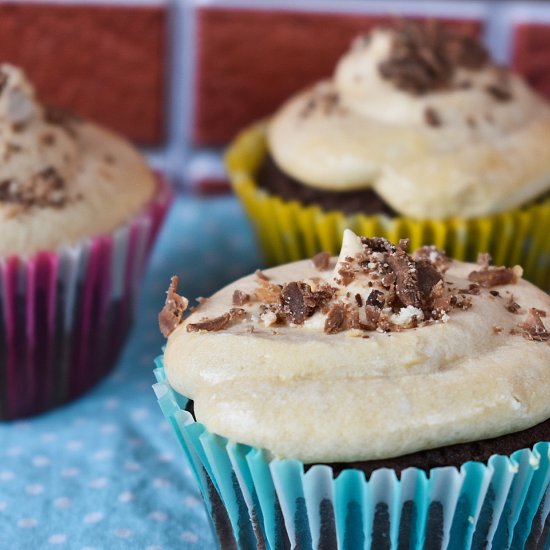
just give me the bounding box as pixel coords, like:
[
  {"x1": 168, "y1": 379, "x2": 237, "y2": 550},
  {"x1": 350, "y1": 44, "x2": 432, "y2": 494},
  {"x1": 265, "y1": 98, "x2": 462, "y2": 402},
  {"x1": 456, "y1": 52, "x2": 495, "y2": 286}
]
[
  {"x1": 193, "y1": 8, "x2": 483, "y2": 146},
  {"x1": 0, "y1": 3, "x2": 166, "y2": 144},
  {"x1": 513, "y1": 23, "x2": 550, "y2": 100}
]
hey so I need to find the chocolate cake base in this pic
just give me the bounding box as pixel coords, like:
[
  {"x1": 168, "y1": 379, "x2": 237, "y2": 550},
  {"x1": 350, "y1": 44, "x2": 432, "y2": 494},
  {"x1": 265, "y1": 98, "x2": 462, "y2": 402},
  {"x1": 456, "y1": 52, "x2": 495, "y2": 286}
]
[
  {"x1": 185, "y1": 400, "x2": 549, "y2": 477},
  {"x1": 257, "y1": 154, "x2": 396, "y2": 216}
]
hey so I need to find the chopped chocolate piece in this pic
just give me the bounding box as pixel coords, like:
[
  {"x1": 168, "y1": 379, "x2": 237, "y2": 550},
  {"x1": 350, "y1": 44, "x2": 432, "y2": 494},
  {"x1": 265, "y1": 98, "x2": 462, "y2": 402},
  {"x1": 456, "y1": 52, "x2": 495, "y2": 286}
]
[
  {"x1": 280, "y1": 282, "x2": 316, "y2": 324},
  {"x1": 255, "y1": 269, "x2": 269, "y2": 281},
  {"x1": 450, "y1": 294, "x2": 473, "y2": 310},
  {"x1": 413, "y1": 245, "x2": 450, "y2": 272},
  {"x1": 232, "y1": 290, "x2": 250, "y2": 306},
  {"x1": 255, "y1": 281, "x2": 282, "y2": 304},
  {"x1": 187, "y1": 308, "x2": 246, "y2": 332},
  {"x1": 424, "y1": 107, "x2": 441, "y2": 127},
  {"x1": 312, "y1": 251, "x2": 331, "y2": 271},
  {"x1": 159, "y1": 276, "x2": 189, "y2": 337},
  {"x1": 535, "y1": 309, "x2": 547, "y2": 318},
  {"x1": 416, "y1": 260, "x2": 443, "y2": 299},
  {"x1": 387, "y1": 251, "x2": 422, "y2": 309},
  {"x1": 324, "y1": 303, "x2": 347, "y2": 334},
  {"x1": 364, "y1": 305, "x2": 381, "y2": 331},
  {"x1": 40, "y1": 133, "x2": 55, "y2": 146},
  {"x1": 489, "y1": 290, "x2": 500, "y2": 297},
  {"x1": 493, "y1": 326, "x2": 503, "y2": 334},
  {"x1": 355, "y1": 293, "x2": 363, "y2": 307},
  {"x1": 515, "y1": 309, "x2": 550, "y2": 342},
  {"x1": 337, "y1": 262, "x2": 355, "y2": 286},
  {"x1": 458, "y1": 283, "x2": 481, "y2": 295},
  {"x1": 468, "y1": 266, "x2": 518, "y2": 287},
  {"x1": 365, "y1": 289, "x2": 384, "y2": 309},
  {"x1": 398, "y1": 238, "x2": 410, "y2": 251},
  {"x1": 486, "y1": 83, "x2": 512, "y2": 102},
  {"x1": 0, "y1": 166, "x2": 69, "y2": 213},
  {"x1": 506, "y1": 295, "x2": 521, "y2": 314},
  {"x1": 377, "y1": 20, "x2": 488, "y2": 95}
]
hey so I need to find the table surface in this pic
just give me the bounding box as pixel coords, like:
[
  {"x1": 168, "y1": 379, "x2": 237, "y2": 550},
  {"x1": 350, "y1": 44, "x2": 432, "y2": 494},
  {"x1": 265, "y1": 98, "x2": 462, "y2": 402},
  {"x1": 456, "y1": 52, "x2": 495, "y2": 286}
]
[{"x1": 0, "y1": 195, "x2": 262, "y2": 550}]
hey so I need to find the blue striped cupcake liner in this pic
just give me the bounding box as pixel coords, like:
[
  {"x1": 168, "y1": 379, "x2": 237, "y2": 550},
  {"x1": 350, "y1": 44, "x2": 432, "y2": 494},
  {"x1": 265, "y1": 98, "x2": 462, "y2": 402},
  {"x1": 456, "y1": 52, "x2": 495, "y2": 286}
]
[{"x1": 153, "y1": 356, "x2": 550, "y2": 549}]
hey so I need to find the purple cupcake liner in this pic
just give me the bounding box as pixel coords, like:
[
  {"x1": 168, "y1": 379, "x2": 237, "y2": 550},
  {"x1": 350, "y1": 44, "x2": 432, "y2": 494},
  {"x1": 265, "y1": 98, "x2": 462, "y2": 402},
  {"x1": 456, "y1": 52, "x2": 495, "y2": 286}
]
[{"x1": 0, "y1": 176, "x2": 171, "y2": 420}]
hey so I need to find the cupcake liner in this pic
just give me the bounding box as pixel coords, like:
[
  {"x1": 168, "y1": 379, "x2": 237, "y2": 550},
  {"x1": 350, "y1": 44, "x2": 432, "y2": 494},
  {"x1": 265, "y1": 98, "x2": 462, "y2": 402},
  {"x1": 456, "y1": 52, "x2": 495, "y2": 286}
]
[
  {"x1": 154, "y1": 357, "x2": 550, "y2": 549},
  {"x1": 226, "y1": 123, "x2": 550, "y2": 290},
  {"x1": 0, "y1": 177, "x2": 170, "y2": 420}
]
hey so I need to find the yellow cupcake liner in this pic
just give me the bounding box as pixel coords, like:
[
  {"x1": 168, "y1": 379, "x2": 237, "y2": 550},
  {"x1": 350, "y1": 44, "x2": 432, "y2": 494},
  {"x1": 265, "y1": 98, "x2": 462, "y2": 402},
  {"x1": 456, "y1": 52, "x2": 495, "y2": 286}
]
[{"x1": 226, "y1": 122, "x2": 550, "y2": 290}]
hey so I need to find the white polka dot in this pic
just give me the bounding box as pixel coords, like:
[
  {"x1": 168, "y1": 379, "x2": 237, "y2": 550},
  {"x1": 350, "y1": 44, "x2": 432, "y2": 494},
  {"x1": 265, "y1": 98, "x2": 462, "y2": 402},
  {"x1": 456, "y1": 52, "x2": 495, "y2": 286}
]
[
  {"x1": 32, "y1": 455, "x2": 50, "y2": 467},
  {"x1": 184, "y1": 496, "x2": 202, "y2": 507},
  {"x1": 66, "y1": 440, "x2": 83, "y2": 451},
  {"x1": 18, "y1": 518, "x2": 37, "y2": 528},
  {"x1": 0, "y1": 501, "x2": 7, "y2": 511},
  {"x1": 153, "y1": 478, "x2": 171, "y2": 489},
  {"x1": 0, "y1": 470, "x2": 15, "y2": 481},
  {"x1": 181, "y1": 531, "x2": 199, "y2": 543},
  {"x1": 54, "y1": 497, "x2": 71, "y2": 509},
  {"x1": 26, "y1": 484, "x2": 44, "y2": 495},
  {"x1": 61, "y1": 468, "x2": 79, "y2": 478},
  {"x1": 158, "y1": 452, "x2": 173, "y2": 463},
  {"x1": 40, "y1": 433, "x2": 57, "y2": 443},
  {"x1": 118, "y1": 491, "x2": 135, "y2": 503},
  {"x1": 92, "y1": 450, "x2": 112, "y2": 461},
  {"x1": 48, "y1": 534, "x2": 67, "y2": 544},
  {"x1": 131, "y1": 408, "x2": 149, "y2": 421},
  {"x1": 89, "y1": 478, "x2": 108, "y2": 489},
  {"x1": 5, "y1": 446, "x2": 23, "y2": 457},
  {"x1": 149, "y1": 511, "x2": 167, "y2": 522},
  {"x1": 83, "y1": 512, "x2": 103, "y2": 524},
  {"x1": 100, "y1": 424, "x2": 117, "y2": 434},
  {"x1": 104, "y1": 398, "x2": 119, "y2": 409},
  {"x1": 124, "y1": 462, "x2": 140, "y2": 472},
  {"x1": 114, "y1": 528, "x2": 133, "y2": 539}
]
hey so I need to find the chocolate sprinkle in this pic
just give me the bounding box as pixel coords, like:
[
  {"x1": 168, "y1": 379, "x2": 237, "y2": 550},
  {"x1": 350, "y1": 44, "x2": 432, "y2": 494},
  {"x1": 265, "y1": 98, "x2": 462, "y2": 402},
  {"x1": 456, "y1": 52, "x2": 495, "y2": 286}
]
[
  {"x1": 312, "y1": 251, "x2": 331, "y2": 271},
  {"x1": 159, "y1": 276, "x2": 189, "y2": 338}
]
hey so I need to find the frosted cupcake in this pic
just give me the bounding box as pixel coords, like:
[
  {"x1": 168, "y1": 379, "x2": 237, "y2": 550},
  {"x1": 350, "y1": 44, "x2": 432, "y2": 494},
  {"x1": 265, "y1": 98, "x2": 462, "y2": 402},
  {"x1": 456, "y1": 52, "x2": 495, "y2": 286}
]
[
  {"x1": 155, "y1": 230, "x2": 550, "y2": 548},
  {"x1": 226, "y1": 20, "x2": 550, "y2": 290},
  {"x1": 0, "y1": 64, "x2": 170, "y2": 419}
]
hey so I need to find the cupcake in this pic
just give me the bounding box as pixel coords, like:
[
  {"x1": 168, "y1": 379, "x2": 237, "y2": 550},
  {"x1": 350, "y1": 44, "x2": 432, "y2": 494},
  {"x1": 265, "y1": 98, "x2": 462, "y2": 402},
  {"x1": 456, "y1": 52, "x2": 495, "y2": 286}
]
[
  {"x1": 226, "y1": 20, "x2": 550, "y2": 290},
  {"x1": 155, "y1": 230, "x2": 550, "y2": 549},
  {"x1": 0, "y1": 64, "x2": 170, "y2": 419}
]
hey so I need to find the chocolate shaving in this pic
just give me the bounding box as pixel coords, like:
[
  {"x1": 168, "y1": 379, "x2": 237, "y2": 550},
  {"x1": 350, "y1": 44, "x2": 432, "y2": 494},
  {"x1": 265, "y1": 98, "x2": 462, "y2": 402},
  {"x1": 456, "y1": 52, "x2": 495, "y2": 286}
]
[
  {"x1": 424, "y1": 107, "x2": 441, "y2": 127},
  {"x1": 489, "y1": 290, "x2": 500, "y2": 297},
  {"x1": 515, "y1": 308, "x2": 550, "y2": 342},
  {"x1": 187, "y1": 308, "x2": 246, "y2": 333},
  {"x1": 254, "y1": 280, "x2": 282, "y2": 304},
  {"x1": 312, "y1": 251, "x2": 331, "y2": 271},
  {"x1": 336, "y1": 262, "x2": 355, "y2": 286},
  {"x1": 365, "y1": 290, "x2": 384, "y2": 309},
  {"x1": 232, "y1": 290, "x2": 250, "y2": 306},
  {"x1": 506, "y1": 295, "x2": 521, "y2": 314},
  {"x1": 355, "y1": 293, "x2": 363, "y2": 307},
  {"x1": 279, "y1": 282, "x2": 317, "y2": 324},
  {"x1": 412, "y1": 245, "x2": 451, "y2": 272},
  {"x1": 159, "y1": 276, "x2": 189, "y2": 337}
]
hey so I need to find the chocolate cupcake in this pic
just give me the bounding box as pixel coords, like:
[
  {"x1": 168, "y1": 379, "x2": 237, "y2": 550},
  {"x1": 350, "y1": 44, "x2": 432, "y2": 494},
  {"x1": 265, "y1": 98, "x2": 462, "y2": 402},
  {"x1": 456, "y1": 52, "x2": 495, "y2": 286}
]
[
  {"x1": 0, "y1": 64, "x2": 170, "y2": 419},
  {"x1": 154, "y1": 230, "x2": 550, "y2": 548},
  {"x1": 226, "y1": 20, "x2": 550, "y2": 290}
]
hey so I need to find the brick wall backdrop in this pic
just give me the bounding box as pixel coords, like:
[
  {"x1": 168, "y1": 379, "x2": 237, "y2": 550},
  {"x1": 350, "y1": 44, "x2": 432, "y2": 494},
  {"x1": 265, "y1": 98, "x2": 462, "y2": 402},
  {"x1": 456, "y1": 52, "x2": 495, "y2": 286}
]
[{"x1": 2, "y1": 1, "x2": 550, "y2": 187}]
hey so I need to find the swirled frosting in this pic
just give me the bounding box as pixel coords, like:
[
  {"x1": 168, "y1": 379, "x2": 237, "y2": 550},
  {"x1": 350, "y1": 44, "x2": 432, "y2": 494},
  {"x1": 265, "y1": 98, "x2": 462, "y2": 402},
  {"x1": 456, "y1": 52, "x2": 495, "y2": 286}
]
[
  {"x1": 163, "y1": 230, "x2": 550, "y2": 464},
  {"x1": 268, "y1": 22, "x2": 550, "y2": 219},
  {"x1": 0, "y1": 64, "x2": 155, "y2": 257}
]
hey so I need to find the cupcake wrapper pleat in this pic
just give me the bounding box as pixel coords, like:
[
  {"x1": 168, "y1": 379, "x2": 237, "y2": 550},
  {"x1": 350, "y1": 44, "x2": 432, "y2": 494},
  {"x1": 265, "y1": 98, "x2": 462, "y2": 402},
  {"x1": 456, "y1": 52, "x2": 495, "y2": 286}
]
[
  {"x1": 154, "y1": 358, "x2": 550, "y2": 550},
  {"x1": 227, "y1": 123, "x2": 550, "y2": 290},
  {"x1": 0, "y1": 177, "x2": 170, "y2": 420}
]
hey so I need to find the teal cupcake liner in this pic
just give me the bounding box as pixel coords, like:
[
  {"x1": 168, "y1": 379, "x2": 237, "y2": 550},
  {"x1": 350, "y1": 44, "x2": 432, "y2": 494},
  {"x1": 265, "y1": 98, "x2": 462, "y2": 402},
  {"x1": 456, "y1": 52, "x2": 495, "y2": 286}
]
[{"x1": 153, "y1": 357, "x2": 550, "y2": 549}]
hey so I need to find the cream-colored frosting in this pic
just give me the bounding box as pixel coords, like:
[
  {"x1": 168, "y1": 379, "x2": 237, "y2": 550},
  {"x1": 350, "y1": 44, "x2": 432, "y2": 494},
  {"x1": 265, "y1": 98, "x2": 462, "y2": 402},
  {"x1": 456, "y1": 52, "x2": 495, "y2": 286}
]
[
  {"x1": 165, "y1": 230, "x2": 550, "y2": 464},
  {"x1": 268, "y1": 28, "x2": 550, "y2": 219},
  {"x1": 0, "y1": 65, "x2": 156, "y2": 257}
]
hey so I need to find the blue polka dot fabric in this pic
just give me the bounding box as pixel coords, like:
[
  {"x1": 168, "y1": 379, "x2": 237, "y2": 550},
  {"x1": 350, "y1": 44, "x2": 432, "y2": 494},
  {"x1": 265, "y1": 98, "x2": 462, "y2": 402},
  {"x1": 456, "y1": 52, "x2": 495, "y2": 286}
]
[{"x1": 0, "y1": 195, "x2": 262, "y2": 549}]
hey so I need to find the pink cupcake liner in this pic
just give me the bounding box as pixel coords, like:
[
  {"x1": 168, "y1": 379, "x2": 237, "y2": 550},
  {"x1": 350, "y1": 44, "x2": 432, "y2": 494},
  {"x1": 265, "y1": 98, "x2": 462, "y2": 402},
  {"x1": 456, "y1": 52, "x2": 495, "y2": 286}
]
[{"x1": 0, "y1": 176, "x2": 171, "y2": 420}]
